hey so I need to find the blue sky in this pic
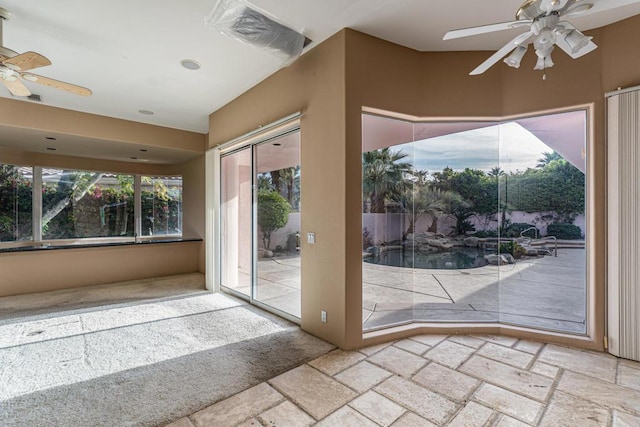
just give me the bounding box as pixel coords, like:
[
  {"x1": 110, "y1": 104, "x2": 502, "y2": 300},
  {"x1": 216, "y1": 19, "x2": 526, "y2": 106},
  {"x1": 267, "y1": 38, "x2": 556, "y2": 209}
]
[{"x1": 394, "y1": 122, "x2": 552, "y2": 174}]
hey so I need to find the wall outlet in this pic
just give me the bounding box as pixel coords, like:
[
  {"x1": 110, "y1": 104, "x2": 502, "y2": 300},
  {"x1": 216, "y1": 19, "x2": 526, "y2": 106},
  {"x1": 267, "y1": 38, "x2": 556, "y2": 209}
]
[{"x1": 321, "y1": 310, "x2": 327, "y2": 323}]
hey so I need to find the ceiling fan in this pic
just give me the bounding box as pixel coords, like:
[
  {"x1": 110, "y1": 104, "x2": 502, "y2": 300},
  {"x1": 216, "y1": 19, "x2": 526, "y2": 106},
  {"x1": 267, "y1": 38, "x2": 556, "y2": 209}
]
[
  {"x1": 0, "y1": 7, "x2": 91, "y2": 97},
  {"x1": 443, "y1": 0, "x2": 600, "y2": 76}
]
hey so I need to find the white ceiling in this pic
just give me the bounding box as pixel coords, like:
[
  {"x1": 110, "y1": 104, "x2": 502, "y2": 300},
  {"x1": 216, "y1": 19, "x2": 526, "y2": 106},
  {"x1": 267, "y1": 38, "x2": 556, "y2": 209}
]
[{"x1": 0, "y1": 0, "x2": 639, "y2": 139}]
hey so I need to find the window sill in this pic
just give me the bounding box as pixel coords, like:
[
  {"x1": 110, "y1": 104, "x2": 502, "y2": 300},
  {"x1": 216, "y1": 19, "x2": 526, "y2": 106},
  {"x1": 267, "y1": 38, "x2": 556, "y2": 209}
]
[{"x1": 0, "y1": 238, "x2": 202, "y2": 254}]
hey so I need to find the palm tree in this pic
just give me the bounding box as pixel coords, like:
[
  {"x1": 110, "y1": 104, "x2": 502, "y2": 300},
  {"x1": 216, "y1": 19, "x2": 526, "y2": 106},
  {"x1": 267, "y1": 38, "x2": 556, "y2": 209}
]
[
  {"x1": 488, "y1": 166, "x2": 505, "y2": 178},
  {"x1": 363, "y1": 148, "x2": 413, "y2": 213},
  {"x1": 428, "y1": 191, "x2": 470, "y2": 233},
  {"x1": 401, "y1": 184, "x2": 445, "y2": 234},
  {"x1": 536, "y1": 151, "x2": 562, "y2": 168}
]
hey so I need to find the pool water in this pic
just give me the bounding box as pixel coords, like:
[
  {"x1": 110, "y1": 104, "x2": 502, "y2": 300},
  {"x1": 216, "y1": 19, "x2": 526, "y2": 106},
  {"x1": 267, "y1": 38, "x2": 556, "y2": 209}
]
[{"x1": 364, "y1": 247, "x2": 489, "y2": 270}]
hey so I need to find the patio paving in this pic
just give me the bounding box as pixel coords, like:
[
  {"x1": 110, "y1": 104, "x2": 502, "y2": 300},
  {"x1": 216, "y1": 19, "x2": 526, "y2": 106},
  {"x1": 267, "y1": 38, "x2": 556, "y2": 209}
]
[
  {"x1": 363, "y1": 248, "x2": 586, "y2": 333},
  {"x1": 229, "y1": 249, "x2": 586, "y2": 334}
]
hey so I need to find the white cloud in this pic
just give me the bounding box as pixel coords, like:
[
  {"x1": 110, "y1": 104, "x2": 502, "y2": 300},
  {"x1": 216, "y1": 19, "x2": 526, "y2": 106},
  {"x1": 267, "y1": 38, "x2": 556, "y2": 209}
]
[{"x1": 407, "y1": 122, "x2": 552, "y2": 173}]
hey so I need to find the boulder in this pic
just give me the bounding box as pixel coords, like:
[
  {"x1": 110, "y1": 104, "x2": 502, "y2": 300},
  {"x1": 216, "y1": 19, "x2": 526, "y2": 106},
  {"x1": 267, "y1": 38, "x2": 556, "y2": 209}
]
[
  {"x1": 258, "y1": 249, "x2": 274, "y2": 258},
  {"x1": 464, "y1": 237, "x2": 480, "y2": 247},
  {"x1": 502, "y1": 254, "x2": 516, "y2": 264},
  {"x1": 406, "y1": 233, "x2": 415, "y2": 241},
  {"x1": 484, "y1": 254, "x2": 511, "y2": 265},
  {"x1": 425, "y1": 239, "x2": 454, "y2": 249},
  {"x1": 366, "y1": 246, "x2": 381, "y2": 256}
]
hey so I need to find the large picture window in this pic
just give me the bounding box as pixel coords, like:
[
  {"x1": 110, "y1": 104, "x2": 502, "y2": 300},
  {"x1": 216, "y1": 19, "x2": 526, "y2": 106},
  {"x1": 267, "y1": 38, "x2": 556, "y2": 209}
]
[
  {"x1": 42, "y1": 169, "x2": 134, "y2": 239},
  {"x1": 0, "y1": 164, "x2": 32, "y2": 242},
  {"x1": 141, "y1": 176, "x2": 183, "y2": 236},
  {"x1": 0, "y1": 163, "x2": 183, "y2": 246},
  {"x1": 362, "y1": 110, "x2": 588, "y2": 335}
]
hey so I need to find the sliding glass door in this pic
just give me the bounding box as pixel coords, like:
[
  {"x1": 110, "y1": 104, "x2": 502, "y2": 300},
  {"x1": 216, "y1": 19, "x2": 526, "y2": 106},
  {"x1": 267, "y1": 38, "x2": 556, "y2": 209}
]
[{"x1": 220, "y1": 130, "x2": 301, "y2": 320}]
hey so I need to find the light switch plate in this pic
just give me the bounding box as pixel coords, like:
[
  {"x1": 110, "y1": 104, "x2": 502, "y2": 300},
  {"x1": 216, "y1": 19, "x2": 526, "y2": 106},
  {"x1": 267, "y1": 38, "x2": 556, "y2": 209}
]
[{"x1": 307, "y1": 232, "x2": 316, "y2": 244}]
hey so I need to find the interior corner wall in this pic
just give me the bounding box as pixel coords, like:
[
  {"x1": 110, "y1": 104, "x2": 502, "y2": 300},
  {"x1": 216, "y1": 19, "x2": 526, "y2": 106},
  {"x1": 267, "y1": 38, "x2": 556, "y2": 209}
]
[
  {"x1": 343, "y1": 30, "x2": 504, "y2": 347},
  {"x1": 206, "y1": 17, "x2": 639, "y2": 350},
  {"x1": 208, "y1": 31, "x2": 348, "y2": 347}
]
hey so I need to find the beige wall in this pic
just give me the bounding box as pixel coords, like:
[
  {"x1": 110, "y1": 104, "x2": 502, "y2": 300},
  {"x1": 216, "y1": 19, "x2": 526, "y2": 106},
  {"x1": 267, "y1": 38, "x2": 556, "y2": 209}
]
[
  {"x1": 209, "y1": 31, "x2": 349, "y2": 347},
  {"x1": 0, "y1": 104, "x2": 206, "y2": 296},
  {"x1": 208, "y1": 15, "x2": 640, "y2": 351},
  {"x1": 0, "y1": 98, "x2": 204, "y2": 152},
  {"x1": 180, "y1": 154, "x2": 206, "y2": 272},
  {"x1": 0, "y1": 241, "x2": 201, "y2": 297}
]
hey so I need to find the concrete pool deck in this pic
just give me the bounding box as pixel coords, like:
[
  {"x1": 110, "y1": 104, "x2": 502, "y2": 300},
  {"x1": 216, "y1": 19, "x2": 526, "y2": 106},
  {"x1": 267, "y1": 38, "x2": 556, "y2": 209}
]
[
  {"x1": 226, "y1": 248, "x2": 586, "y2": 335},
  {"x1": 363, "y1": 248, "x2": 586, "y2": 333}
]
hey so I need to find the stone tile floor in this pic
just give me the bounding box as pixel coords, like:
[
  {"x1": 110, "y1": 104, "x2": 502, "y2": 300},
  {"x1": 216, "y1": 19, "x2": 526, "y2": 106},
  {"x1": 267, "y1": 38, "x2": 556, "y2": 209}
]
[{"x1": 167, "y1": 334, "x2": 640, "y2": 427}]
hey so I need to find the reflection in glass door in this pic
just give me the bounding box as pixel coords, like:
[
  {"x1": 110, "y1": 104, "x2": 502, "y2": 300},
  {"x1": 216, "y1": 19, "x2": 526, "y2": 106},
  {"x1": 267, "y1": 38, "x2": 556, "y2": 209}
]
[
  {"x1": 220, "y1": 130, "x2": 301, "y2": 320},
  {"x1": 220, "y1": 147, "x2": 252, "y2": 297}
]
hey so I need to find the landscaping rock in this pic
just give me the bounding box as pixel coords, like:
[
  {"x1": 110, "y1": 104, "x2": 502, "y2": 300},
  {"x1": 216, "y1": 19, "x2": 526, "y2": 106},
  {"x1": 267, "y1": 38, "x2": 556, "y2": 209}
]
[
  {"x1": 484, "y1": 254, "x2": 511, "y2": 265},
  {"x1": 426, "y1": 239, "x2": 454, "y2": 249},
  {"x1": 464, "y1": 237, "x2": 480, "y2": 247},
  {"x1": 502, "y1": 254, "x2": 516, "y2": 264}
]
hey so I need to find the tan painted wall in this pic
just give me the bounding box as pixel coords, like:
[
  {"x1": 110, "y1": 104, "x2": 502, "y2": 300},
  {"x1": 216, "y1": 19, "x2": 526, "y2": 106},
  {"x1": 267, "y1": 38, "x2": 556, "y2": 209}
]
[
  {"x1": 209, "y1": 31, "x2": 348, "y2": 347},
  {"x1": 209, "y1": 16, "x2": 640, "y2": 350},
  {"x1": 180, "y1": 154, "x2": 206, "y2": 272},
  {"x1": 0, "y1": 98, "x2": 205, "y2": 152},
  {"x1": 0, "y1": 241, "x2": 201, "y2": 297}
]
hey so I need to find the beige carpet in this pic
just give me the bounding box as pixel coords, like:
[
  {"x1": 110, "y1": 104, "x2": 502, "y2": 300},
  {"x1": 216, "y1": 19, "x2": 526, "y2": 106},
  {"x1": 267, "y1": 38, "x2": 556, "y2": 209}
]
[{"x1": 0, "y1": 274, "x2": 334, "y2": 427}]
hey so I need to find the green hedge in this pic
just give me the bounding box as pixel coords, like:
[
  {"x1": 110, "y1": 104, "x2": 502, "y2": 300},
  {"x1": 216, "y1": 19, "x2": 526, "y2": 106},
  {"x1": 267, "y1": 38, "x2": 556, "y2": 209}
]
[{"x1": 547, "y1": 223, "x2": 582, "y2": 240}]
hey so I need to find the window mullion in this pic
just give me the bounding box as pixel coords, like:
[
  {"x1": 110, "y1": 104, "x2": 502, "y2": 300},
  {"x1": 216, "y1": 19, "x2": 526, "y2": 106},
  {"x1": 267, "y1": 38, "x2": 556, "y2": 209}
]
[
  {"x1": 33, "y1": 166, "x2": 42, "y2": 242},
  {"x1": 135, "y1": 174, "x2": 142, "y2": 242}
]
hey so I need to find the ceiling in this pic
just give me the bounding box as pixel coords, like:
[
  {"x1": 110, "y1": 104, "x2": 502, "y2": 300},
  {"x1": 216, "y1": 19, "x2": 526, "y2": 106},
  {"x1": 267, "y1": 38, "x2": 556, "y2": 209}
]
[{"x1": 0, "y1": 0, "x2": 638, "y2": 159}]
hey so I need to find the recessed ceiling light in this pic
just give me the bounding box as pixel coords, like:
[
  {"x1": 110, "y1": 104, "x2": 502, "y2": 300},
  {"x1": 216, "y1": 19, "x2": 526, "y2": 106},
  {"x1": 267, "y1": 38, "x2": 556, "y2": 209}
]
[
  {"x1": 273, "y1": 143, "x2": 282, "y2": 146},
  {"x1": 180, "y1": 59, "x2": 201, "y2": 70},
  {"x1": 139, "y1": 148, "x2": 148, "y2": 152},
  {"x1": 46, "y1": 147, "x2": 56, "y2": 151},
  {"x1": 138, "y1": 109, "x2": 154, "y2": 115},
  {"x1": 45, "y1": 136, "x2": 57, "y2": 140},
  {"x1": 130, "y1": 156, "x2": 138, "y2": 160}
]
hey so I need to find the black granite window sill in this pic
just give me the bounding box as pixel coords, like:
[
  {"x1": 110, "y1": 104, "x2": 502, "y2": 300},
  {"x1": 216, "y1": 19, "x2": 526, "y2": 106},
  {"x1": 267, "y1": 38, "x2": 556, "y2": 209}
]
[{"x1": 0, "y1": 238, "x2": 203, "y2": 254}]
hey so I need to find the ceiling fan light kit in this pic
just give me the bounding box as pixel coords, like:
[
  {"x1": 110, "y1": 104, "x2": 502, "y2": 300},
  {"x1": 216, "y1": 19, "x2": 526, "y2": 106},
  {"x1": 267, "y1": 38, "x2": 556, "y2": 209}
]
[
  {"x1": 443, "y1": 0, "x2": 600, "y2": 78},
  {"x1": 206, "y1": 0, "x2": 310, "y2": 65},
  {"x1": 0, "y1": 6, "x2": 92, "y2": 97},
  {"x1": 504, "y1": 45, "x2": 528, "y2": 68}
]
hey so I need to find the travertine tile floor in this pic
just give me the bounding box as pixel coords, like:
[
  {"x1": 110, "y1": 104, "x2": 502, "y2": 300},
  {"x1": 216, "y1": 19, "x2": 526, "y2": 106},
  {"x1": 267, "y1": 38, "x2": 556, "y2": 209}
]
[{"x1": 167, "y1": 334, "x2": 640, "y2": 427}]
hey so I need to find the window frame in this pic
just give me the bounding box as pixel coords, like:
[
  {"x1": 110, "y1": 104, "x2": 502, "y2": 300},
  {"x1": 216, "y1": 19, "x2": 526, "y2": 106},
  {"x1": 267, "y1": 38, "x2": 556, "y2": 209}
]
[{"x1": 0, "y1": 163, "x2": 183, "y2": 248}]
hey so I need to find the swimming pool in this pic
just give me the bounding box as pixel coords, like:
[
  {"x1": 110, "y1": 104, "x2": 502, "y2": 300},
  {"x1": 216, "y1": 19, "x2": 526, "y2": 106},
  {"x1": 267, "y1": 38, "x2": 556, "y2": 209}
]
[{"x1": 364, "y1": 247, "x2": 489, "y2": 269}]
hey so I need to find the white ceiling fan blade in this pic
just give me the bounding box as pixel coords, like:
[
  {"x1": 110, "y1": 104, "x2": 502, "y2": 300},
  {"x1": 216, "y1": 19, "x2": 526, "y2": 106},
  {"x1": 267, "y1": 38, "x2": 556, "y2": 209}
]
[
  {"x1": 443, "y1": 20, "x2": 532, "y2": 40},
  {"x1": 470, "y1": 31, "x2": 533, "y2": 75},
  {"x1": 561, "y1": 2, "x2": 594, "y2": 19}
]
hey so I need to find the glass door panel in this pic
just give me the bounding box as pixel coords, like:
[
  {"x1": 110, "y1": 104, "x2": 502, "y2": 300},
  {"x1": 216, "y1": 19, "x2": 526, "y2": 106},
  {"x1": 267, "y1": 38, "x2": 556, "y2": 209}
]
[
  {"x1": 220, "y1": 147, "x2": 252, "y2": 297},
  {"x1": 254, "y1": 132, "x2": 301, "y2": 318}
]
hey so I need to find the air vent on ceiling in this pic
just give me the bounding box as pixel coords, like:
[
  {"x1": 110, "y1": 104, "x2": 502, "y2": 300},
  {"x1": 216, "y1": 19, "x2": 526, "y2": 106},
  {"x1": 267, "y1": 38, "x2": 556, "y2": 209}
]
[
  {"x1": 206, "y1": 0, "x2": 310, "y2": 63},
  {"x1": 9, "y1": 92, "x2": 42, "y2": 102}
]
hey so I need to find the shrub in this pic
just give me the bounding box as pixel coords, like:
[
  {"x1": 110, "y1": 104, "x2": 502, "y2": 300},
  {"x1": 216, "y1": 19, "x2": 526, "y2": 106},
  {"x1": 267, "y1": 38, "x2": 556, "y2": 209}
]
[
  {"x1": 503, "y1": 223, "x2": 539, "y2": 238},
  {"x1": 547, "y1": 223, "x2": 582, "y2": 240},
  {"x1": 472, "y1": 230, "x2": 498, "y2": 238},
  {"x1": 499, "y1": 241, "x2": 526, "y2": 259},
  {"x1": 257, "y1": 190, "x2": 291, "y2": 250}
]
